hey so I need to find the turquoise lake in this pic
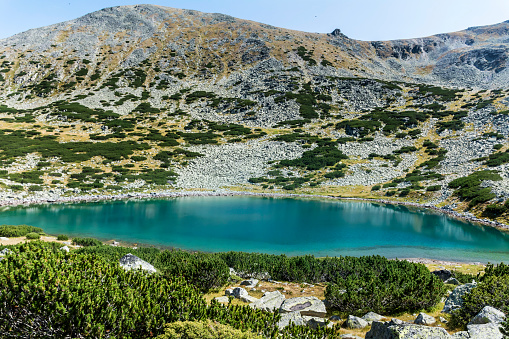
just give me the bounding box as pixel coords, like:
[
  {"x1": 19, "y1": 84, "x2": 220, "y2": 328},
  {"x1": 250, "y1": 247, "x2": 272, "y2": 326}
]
[{"x1": 0, "y1": 196, "x2": 508, "y2": 263}]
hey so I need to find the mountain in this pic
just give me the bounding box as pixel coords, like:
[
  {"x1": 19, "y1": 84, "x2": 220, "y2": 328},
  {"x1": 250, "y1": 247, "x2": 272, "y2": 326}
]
[{"x1": 0, "y1": 5, "x2": 509, "y2": 224}]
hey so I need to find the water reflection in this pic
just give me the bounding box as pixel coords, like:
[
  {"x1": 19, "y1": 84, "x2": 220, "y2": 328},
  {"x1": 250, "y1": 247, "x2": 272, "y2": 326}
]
[{"x1": 0, "y1": 196, "x2": 507, "y2": 262}]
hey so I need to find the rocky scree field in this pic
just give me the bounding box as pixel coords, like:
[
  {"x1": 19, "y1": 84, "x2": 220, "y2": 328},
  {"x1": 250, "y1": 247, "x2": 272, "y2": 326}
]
[{"x1": 0, "y1": 5, "x2": 508, "y2": 224}]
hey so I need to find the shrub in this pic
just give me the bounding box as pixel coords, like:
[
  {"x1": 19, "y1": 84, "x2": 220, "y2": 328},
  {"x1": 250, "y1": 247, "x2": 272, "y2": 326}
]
[
  {"x1": 450, "y1": 275, "x2": 509, "y2": 329},
  {"x1": 371, "y1": 185, "x2": 381, "y2": 191},
  {"x1": 156, "y1": 320, "x2": 263, "y2": 339},
  {"x1": 25, "y1": 232, "x2": 40, "y2": 240},
  {"x1": 0, "y1": 225, "x2": 43, "y2": 237},
  {"x1": 56, "y1": 234, "x2": 69, "y2": 241},
  {"x1": 72, "y1": 237, "x2": 102, "y2": 247}
]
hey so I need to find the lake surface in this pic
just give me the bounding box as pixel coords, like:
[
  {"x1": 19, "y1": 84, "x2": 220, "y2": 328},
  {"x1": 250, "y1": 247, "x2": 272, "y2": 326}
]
[{"x1": 0, "y1": 196, "x2": 508, "y2": 263}]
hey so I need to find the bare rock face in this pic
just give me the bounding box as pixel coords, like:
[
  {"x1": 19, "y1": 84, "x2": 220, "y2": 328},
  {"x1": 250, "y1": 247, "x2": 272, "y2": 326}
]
[
  {"x1": 442, "y1": 283, "x2": 477, "y2": 313},
  {"x1": 250, "y1": 290, "x2": 285, "y2": 312},
  {"x1": 119, "y1": 253, "x2": 156, "y2": 274},
  {"x1": 366, "y1": 320, "x2": 451, "y2": 339},
  {"x1": 469, "y1": 306, "x2": 505, "y2": 325},
  {"x1": 279, "y1": 296, "x2": 327, "y2": 318}
]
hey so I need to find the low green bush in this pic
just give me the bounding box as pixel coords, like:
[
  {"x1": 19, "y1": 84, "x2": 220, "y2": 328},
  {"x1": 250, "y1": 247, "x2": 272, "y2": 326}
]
[
  {"x1": 72, "y1": 237, "x2": 102, "y2": 247},
  {"x1": 25, "y1": 232, "x2": 41, "y2": 240},
  {"x1": 0, "y1": 225, "x2": 43, "y2": 237},
  {"x1": 156, "y1": 320, "x2": 263, "y2": 339},
  {"x1": 56, "y1": 234, "x2": 69, "y2": 241}
]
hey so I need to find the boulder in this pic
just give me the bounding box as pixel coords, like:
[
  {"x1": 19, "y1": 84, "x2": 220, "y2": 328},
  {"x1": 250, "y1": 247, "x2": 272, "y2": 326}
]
[
  {"x1": 469, "y1": 306, "x2": 505, "y2": 325},
  {"x1": 229, "y1": 267, "x2": 238, "y2": 276},
  {"x1": 432, "y1": 269, "x2": 452, "y2": 282},
  {"x1": 279, "y1": 296, "x2": 327, "y2": 318},
  {"x1": 414, "y1": 312, "x2": 436, "y2": 325},
  {"x1": 240, "y1": 295, "x2": 258, "y2": 303},
  {"x1": 444, "y1": 277, "x2": 461, "y2": 285},
  {"x1": 330, "y1": 315, "x2": 342, "y2": 321},
  {"x1": 60, "y1": 246, "x2": 70, "y2": 252},
  {"x1": 277, "y1": 312, "x2": 307, "y2": 328},
  {"x1": 362, "y1": 311, "x2": 384, "y2": 324},
  {"x1": 224, "y1": 288, "x2": 234, "y2": 296},
  {"x1": 467, "y1": 323, "x2": 503, "y2": 339},
  {"x1": 305, "y1": 316, "x2": 333, "y2": 329},
  {"x1": 240, "y1": 278, "x2": 259, "y2": 288},
  {"x1": 119, "y1": 253, "x2": 156, "y2": 274},
  {"x1": 442, "y1": 283, "x2": 477, "y2": 313},
  {"x1": 451, "y1": 331, "x2": 470, "y2": 338},
  {"x1": 214, "y1": 296, "x2": 229, "y2": 303},
  {"x1": 250, "y1": 290, "x2": 285, "y2": 311},
  {"x1": 231, "y1": 287, "x2": 249, "y2": 299},
  {"x1": 0, "y1": 248, "x2": 11, "y2": 256},
  {"x1": 345, "y1": 315, "x2": 369, "y2": 329},
  {"x1": 366, "y1": 321, "x2": 452, "y2": 339}
]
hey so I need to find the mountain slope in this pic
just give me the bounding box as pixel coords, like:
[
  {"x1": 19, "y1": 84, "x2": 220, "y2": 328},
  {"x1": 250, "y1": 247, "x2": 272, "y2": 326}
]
[{"x1": 0, "y1": 5, "x2": 509, "y2": 224}]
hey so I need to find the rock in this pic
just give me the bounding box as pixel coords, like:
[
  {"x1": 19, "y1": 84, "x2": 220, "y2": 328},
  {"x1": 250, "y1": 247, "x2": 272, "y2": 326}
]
[
  {"x1": 250, "y1": 290, "x2": 285, "y2": 311},
  {"x1": 362, "y1": 311, "x2": 384, "y2": 324},
  {"x1": 229, "y1": 267, "x2": 238, "y2": 276},
  {"x1": 345, "y1": 315, "x2": 369, "y2": 329},
  {"x1": 119, "y1": 253, "x2": 156, "y2": 274},
  {"x1": 214, "y1": 296, "x2": 229, "y2": 303},
  {"x1": 305, "y1": 316, "x2": 333, "y2": 329},
  {"x1": 240, "y1": 295, "x2": 258, "y2": 303},
  {"x1": 0, "y1": 237, "x2": 8, "y2": 241},
  {"x1": 444, "y1": 277, "x2": 461, "y2": 285},
  {"x1": 414, "y1": 312, "x2": 436, "y2": 325},
  {"x1": 0, "y1": 248, "x2": 12, "y2": 256},
  {"x1": 340, "y1": 335, "x2": 363, "y2": 339},
  {"x1": 442, "y1": 283, "x2": 477, "y2": 313},
  {"x1": 451, "y1": 331, "x2": 470, "y2": 338},
  {"x1": 240, "y1": 278, "x2": 259, "y2": 288},
  {"x1": 467, "y1": 323, "x2": 503, "y2": 339},
  {"x1": 277, "y1": 312, "x2": 307, "y2": 328},
  {"x1": 432, "y1": 269, "x2": 452, "y2": 282},
  {"x1": 439, "y1": 316, "x2": 448, "y2": 323},
  {"x1": 390, "y1": 318, "x2": 406, "y2": 325},
  {"x1": 231, "y1": 287, "x2": 249, "y2": 299},
  {"x1": 330, "y1": 315, "x2": 342, "y2": 321},
  {"x1": 366, "y1": 321, "x2": 452, "y2": 339},
  {"x1": 279, "y1": 296, "x2": 327, "y2": 318},
  {"x1": 60, "y1": 245, "x2": 70, "y2": 252},
  {"x1": 469, "y1": 306, "x2": 505, "y2": 325},
  {"x1": 225, "y1": 288, "x2": 234, "y2": 296}
]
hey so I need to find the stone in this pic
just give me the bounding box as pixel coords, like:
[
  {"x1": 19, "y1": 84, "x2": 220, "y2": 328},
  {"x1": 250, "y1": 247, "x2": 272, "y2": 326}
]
[
  {"x1": 442, "y1": 283, "x2": 477, "y2": 313},
  {"x1": 0, "y1": 237, "x2": 8, "y2": 241},
  {"x1": 305, "y1": 316, "x2": 333, "y2": 329},
  {"x1": 366, "y1": 321, "x2": 452, "y2": 339},
  {"x1": 414, "y1": 312, "x2": 436, "y2": 325},
  {"x1": 0, "y1": 248, "x2": 12, "y2": 256},
  {"x1": 279, "y1": 296, "x2": 327, "y2": 318},
  {"x1": 225, "y1": 288, "x2": 234, "y2": 296},
  {"x1": 240, "y1": 278, "x2": 259, "y2": 288},
  {"x1": 451, "y1": 331, "x2": 470, "y2": 338},
  {"x1": 60, "y1": 245, "x2": 70, "y2": 252},
  {"x1": 240, "y1": 295, "x2": 258, "y2": 303},
  {"x1": 119, "y1": 253, "x2": 156, "y2": 274},
  {"x1": 214, "y1": 296, "x2": 229, "y2": 303},
  {"x1": 277, "y1": 312, "x2": 307, "y2": 328},
  {"x1": 432, "y1": 269, "x2": 452, "y2": 282},
  {"x1": 439, "y1": 316, "x2": 448, "y2": 323},
  {"x1": 467, "y1": 323, "x2": 503, "y2": 339},
  {"x1": 469, "y1": 306, "x2": 505, "y2": 325},
  {"x1": 330, "y1": 315, "x2": 342, "y2": 321},
  {"x1": 345, "y1": 315, "x2": 369, "y2": 329},
  {"x1": 444, "y1": 277, "x2": 461, "y2": 285},
  {"x1": 340, "y1": 335, "x2": 363, "y2": 339},
  {"x1": 231, "y1": 287, "x2": 249, "y2": 299},
  {"x1": 250, "y1": 290, "x2": 285, "y2": 311},
  {"x1": 229, "y1": 267, "x2": 238, "y2": 276},
  {"x1": 362, "y1": 311, "x2": 384, "y2": 324}
]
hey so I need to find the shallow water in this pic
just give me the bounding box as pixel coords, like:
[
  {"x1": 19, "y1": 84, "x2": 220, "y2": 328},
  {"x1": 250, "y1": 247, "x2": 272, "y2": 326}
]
[{"x1": 0, "y1": 196, "x2": 508, "y2": 262}]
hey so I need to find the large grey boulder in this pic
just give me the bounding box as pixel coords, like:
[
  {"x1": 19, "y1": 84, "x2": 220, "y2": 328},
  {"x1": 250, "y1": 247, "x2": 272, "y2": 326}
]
[
  {"x1": 277, "y1": 312, "x2": 307, "y2": 328},
  {"x1": 345, "y1": 315, "x2": 369, "y2": 329},
  {"x1": 231, "y1": 287, "x2": 249, "y2": 299},
  {"x1": 414, "y1": 312, "x2": 436, "y2": 325},
  {"x1": 442, "y1": 283, "x2": 477, "y2": 313},
  {"x1": 240, "y1": 295, "x2": 258, "y2": 303},
  {"x1": 119, "y1": 253, "x2": 156, "y2": 273},
  {"x1": 250, "y1": 290, "x2": 285, "y2": 311},
  {"x1": 279, "y1": 296, "x2": 327, "y2": 318},
  {"x1": 432, "y1": 269, "x2": 452, "y2": 282},
  {"x1": 366, "y1": 320, "x2": 451, "y2": 339},
  {"x1": 240, "y1": 278, "x2": 259, "y2": 288},
  {"x1": 467, "y1": 323, "x2": 503, "y2": 339},
  {"x1": 305, "y1": 316, "x2": 333, "y2": 329},
  {"x1": 362, "y1": 311, "x2": 384, "y2": 324},
  {"x1": 468, "y1": 306, "x2": 505, "y2": 325}
]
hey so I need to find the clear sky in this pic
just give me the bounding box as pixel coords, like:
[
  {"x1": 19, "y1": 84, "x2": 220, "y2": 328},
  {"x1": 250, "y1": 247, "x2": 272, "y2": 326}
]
[{"x1": 1, "y1": 0, "x2": 509, "y2": 41}]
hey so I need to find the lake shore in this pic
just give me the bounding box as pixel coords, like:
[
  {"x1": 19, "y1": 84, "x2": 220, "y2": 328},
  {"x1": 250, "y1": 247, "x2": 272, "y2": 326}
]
[{"x1": 0, "y1": 188, "x2": 508, "y2": 232}]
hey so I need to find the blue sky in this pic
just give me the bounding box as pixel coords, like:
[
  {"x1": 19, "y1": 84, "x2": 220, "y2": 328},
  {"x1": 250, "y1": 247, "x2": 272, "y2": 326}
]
[{"x1": 1, "y1": 0, "x2": 509, "y2": 41}]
